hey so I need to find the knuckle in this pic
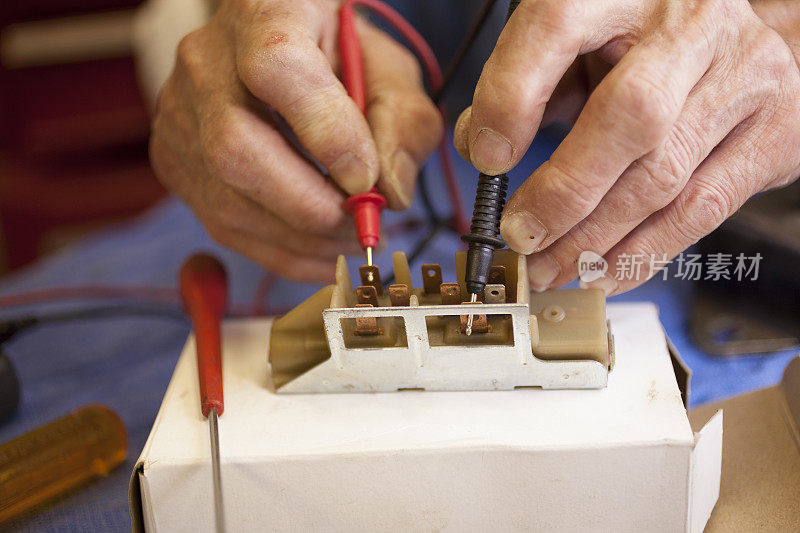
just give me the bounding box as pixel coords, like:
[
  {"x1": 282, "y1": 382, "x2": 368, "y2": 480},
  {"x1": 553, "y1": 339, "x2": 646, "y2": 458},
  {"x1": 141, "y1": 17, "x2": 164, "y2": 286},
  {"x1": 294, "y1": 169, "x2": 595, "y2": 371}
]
[
  {"x1": 289, "y1": 90, "x2": 358, "y2": 161},
  {"x1": 176, "y1": 29, "x2": 206, "y2": 72},
  {"x1": 290, "y1": 196, "x2": 344, "y2": 232},
  {"x1": 237, "y1": 28, "x2": 307, "y2": 92},
  {"x1": 642, "y1": 158, "x2": 684, "y2": 200},
  {"x1": 533, "y1": 0, "x2": 586, "y2": 37},
  {"x1": 398, "y1": 93, "x2": 443, "y2": 144},
  {"x1": 403, "y1": 92, "x2": 440, "y2": 123},
  {"x1": 201, "y1": 114, "x2": 249, "y2": 186},
  {"x1": 607, "y1": 71, "x2": 679, "y2": 146},
  {"x1": 546, "y1": 160, "x2": 604, "y2": 216},
  {"x1": 744, "y1": 28, "x2": 795, "y2": 80},
  {"x1": 412, "y1": 95, "x2": 444, "y2": 140},
  {"x1": 695, "y1": 0, "x2": 739, "y2": 34},
  {"x1": 661, "y1": 124, "x2": 697, "y2": 176},
  {"x1": 560, "y1": 219, "x2": 604, "y2": 259},
  {"x1": 675, "y1": 179, "x2": 736, "y2": 240},
  {"x1": 619, "y1": 238, "x2": 654, "y2": 264},
  {"x1": 477, "y1": 65, "x2": 547, "y2": 120},
  {"x1": 236, "y1": 49, "x2": 265, "y2": 91},
  {"x1": 634, "y1": 140, "x2": 693, "y2": 205}
]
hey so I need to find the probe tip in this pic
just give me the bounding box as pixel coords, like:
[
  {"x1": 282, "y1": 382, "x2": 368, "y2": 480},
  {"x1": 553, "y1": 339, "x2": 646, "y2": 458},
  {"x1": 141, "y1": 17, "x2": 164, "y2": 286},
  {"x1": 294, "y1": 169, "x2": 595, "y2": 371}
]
[
  {"x1": 365, "y1": 247, "x2": 374, "y2": 282},
  {"x1": 465, "y1": 293, "x2": 478, "y2": 336}
]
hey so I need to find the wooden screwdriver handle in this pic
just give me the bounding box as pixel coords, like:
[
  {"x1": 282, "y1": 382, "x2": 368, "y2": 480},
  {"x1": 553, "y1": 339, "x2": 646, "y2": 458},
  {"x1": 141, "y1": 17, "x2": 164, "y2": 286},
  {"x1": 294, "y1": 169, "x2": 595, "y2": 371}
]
[{"x1": 180, "y1": 254, "x2": 228, "y2": 418}]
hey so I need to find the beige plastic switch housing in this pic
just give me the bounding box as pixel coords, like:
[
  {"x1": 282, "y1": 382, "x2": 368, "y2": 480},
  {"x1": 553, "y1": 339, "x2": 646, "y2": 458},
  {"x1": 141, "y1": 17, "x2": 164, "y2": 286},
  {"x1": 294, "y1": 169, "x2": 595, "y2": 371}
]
[{"x1": 268, "y1": 250, "x2": 613, "y2": 393}]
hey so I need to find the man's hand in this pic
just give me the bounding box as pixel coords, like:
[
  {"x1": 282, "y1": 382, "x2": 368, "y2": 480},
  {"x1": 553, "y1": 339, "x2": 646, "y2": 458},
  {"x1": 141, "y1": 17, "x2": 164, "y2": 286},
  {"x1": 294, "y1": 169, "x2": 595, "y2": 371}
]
[
  {"x1": 150, "y1": 0, "x2": 441, "y2": 282},
  {"x1": 455, "y1": 0, "x2": 800, "y2": 294}
]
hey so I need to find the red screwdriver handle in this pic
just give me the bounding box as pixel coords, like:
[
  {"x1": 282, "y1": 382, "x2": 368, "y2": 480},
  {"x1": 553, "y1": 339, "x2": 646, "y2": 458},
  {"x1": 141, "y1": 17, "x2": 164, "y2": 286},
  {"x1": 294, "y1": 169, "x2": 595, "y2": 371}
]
[{"x1": 180, "y1": 254, "x2": 228, "y2": 418}]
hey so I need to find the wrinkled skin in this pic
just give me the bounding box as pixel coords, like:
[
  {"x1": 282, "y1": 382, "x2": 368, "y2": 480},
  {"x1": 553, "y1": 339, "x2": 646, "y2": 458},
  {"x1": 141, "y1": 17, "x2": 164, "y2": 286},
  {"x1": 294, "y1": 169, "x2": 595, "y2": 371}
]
[
  {"x1": 150, "y1": 0, "x2": 442, "y2": 282},
  {"x1": 456, "y1": 0, "x2": 800, "y2": 294},
  {"x1": 151, "y1": 0, "x2": 800, "y2": 293}
]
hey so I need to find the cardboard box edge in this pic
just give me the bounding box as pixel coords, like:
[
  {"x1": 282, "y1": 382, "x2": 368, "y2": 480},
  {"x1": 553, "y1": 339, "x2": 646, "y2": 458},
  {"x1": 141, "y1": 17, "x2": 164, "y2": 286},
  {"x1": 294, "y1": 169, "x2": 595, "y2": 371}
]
[
  {"x1": 128, "y1": 460, "x2": 145, "y2": 533},
  {"x1": 128, "y1": 335, "x2": 193, "y2": 532},
  {"x1": 688, "y1": 410, "x2": 723, "y2": 533},
  {"x1": 689, "y1": 354, "x2": 800, "y2": 531}
]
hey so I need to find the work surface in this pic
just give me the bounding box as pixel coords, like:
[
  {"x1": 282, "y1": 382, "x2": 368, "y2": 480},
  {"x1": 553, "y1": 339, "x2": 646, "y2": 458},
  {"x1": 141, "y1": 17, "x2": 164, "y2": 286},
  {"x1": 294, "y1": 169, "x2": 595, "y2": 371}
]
[{"x1": 0, "y1": 148, "x2": 796, "y2": 531}]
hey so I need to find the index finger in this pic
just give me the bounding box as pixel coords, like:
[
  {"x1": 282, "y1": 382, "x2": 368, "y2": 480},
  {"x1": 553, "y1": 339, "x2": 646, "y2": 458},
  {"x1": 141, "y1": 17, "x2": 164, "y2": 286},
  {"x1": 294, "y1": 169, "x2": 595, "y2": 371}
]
[
  {"x1": 234, "y1": 0, "x2": 378, "y2": 195},
  {"x1": 466, "y1": 0, "x2": 639, "y2": 174},
  {"x1": 500, "y1": 25, "x2": 717, "y2": 254}
]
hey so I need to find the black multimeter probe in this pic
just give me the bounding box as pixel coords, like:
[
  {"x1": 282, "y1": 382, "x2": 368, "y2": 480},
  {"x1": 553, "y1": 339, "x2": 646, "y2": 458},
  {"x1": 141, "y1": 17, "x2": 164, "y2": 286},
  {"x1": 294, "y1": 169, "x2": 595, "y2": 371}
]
[{"x1": 461, "y1": 0, "x2": 520, "y2": 334}]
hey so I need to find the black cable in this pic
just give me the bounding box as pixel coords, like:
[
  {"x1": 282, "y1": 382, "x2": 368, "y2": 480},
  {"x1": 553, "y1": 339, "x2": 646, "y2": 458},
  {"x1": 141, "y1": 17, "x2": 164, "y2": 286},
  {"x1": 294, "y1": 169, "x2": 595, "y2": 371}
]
[
  {"x1": 383, "y1": 223, "x2": 444, "y2": 286},
  {"x1": 31, "y1": 305, "x2": 186, "y2": 324},
  {"x1": 0, "y1": 304, "x2": 187, "y2": 346},
  {"x1": 407, "y1": 223, "x2": 444, "y2": 265},
  {"x1": 417, "y1": 0, "x2": 501, "y2": 236},
  {"x1": 0, "y1": 305, "x2": 187, "y2": 423},
  {"x1": 417, "y1": 167, "x2": 441, "y2": 225},
  {"x1": 378, "y1": 0, "x2": 504, "y2": 284},
  {"x1": 434, "y1": 0, "x2": 501, "y2": 105}
]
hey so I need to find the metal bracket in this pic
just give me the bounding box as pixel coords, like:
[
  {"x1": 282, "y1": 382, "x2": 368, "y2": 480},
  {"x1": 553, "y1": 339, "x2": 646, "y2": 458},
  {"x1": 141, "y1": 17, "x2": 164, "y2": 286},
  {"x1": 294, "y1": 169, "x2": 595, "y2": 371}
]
[
  {"x1": 272, "y1": 303, "x2": 608, "y2": 392},
  {"x1": 269, "y1": 251, "x2": 611, "y2": 393}
]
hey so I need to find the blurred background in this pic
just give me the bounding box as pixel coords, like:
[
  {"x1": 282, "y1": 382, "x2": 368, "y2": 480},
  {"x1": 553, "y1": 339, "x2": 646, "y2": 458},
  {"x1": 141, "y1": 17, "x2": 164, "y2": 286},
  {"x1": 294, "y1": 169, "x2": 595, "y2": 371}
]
[
  {"x1": 0, "y1": 0, "x2": 796, "y2": 528},
  {"x1": 0, "y1": 0, "x2": 165, "y2": 274},
  {"x1": 0, "y1": 0, "x2": 498, "y2": 275}
]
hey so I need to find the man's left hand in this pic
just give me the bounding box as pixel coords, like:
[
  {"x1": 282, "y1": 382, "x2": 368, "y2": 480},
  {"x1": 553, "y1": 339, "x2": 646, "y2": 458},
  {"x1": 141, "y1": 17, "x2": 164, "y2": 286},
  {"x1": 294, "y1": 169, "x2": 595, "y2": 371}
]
[{"x1": 455, "y1": 0, "x2": 800, "y2": 294}]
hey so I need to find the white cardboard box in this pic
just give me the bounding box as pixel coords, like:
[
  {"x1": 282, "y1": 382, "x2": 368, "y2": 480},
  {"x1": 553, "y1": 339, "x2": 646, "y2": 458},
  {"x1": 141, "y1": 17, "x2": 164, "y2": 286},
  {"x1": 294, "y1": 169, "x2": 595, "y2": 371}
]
[{"x1": 129, "y1": 303, "x2": 722, "y2": 532}]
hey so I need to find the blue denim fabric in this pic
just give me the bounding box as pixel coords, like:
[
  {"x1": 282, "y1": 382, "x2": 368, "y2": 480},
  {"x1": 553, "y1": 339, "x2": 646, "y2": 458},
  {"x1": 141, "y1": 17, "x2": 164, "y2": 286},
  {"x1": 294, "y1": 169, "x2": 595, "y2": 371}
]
[{"x1": 0, "y1": 1, "x2": 795, "y2": 528}]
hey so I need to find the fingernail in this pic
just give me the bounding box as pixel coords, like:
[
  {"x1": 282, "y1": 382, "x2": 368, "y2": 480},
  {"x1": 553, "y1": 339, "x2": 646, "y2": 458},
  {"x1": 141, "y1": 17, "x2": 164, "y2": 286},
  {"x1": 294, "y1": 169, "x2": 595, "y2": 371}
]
[
  {"x1": 471, "y1": 128, "x2": 513, "y2": 174},
  {"x1": 580, "y1": 276, "x2": 619, "y2": 296},
  {"x1": 527, "y1": 253, "x2": 560, "y2": 292},
  {"x1": 500, "y1": 212, "x2": 548, "y2": 254},
  {"x1": 389, "y1": 150, "x2": 417, "y2": 208},
  {"x1": 330, "y1": 151, "x2": 373, "y2": 194}
]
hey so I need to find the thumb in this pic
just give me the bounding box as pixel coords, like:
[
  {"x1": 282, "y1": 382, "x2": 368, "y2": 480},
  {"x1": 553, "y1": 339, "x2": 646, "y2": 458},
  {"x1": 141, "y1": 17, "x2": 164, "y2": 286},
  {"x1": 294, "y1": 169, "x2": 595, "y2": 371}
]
[{"x1": 359, "y1": 23, "x2": 443, "y2": 210}]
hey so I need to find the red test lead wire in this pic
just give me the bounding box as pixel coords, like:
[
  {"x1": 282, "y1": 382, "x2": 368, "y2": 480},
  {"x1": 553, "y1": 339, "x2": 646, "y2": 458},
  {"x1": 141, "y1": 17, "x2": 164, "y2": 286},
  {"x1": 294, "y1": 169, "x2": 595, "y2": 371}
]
[
  {"x1": 338, "y1": 0, "x2": 470, "y2": 263},
  {"x1": 338, "y1": 0, "x2": 385, "y2": 264}
]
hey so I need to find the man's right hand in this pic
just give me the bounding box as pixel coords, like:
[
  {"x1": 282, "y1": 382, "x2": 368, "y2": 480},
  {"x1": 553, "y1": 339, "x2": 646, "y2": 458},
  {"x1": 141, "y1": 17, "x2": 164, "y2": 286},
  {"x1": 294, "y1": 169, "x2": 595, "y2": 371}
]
[{"x1": 150, "y1": 0, "x2": 442, "y2": 282}]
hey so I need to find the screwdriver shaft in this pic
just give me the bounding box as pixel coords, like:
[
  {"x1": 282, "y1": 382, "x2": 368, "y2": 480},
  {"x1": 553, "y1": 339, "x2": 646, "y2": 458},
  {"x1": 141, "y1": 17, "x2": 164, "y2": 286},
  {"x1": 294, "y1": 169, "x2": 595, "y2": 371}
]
[
  {"x1": 209, "y1": 408, "x2": 225, "y2": 533},
  {"x1": 180, "y1": 255, "x2": 228, "y2": 533}
]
